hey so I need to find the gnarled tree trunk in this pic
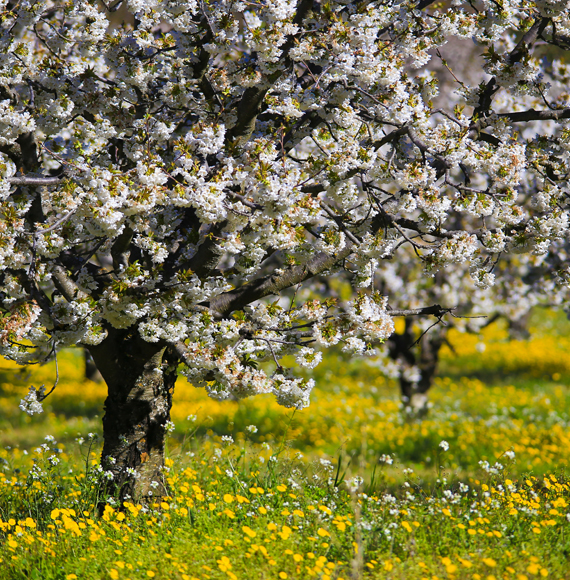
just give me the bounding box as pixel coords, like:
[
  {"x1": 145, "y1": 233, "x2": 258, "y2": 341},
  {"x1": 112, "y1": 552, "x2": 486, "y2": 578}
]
[{"x1": 88, "y1": 329, "x2": 179, "y2": 505}]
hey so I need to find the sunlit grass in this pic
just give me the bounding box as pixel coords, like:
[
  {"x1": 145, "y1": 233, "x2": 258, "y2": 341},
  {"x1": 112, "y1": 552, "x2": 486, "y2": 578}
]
[{"x1": 1, "y1": 311, "x2": 570, "y2": 579}]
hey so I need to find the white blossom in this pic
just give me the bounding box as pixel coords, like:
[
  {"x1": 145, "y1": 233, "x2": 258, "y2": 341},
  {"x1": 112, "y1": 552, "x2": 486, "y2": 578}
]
[
  {"x1": 0, "y1": 0, "x2": 567, "y2": 428},
  {"x1": 19, "y1": 386, "x2": 45, "y2": 416}
]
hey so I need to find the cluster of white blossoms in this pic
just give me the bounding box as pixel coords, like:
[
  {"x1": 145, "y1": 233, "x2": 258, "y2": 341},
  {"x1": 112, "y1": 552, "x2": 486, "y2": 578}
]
[
  {"x1": 0, "y1": 0, "x2": 569, "y2": 410},
  {"x1": 19, "y1": 385, "x2": 46, "y2": 416}
]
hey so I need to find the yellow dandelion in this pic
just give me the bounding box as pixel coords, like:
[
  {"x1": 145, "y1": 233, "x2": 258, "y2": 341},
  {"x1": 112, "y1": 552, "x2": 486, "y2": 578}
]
[
  {"x1": 242, "y1": 526, "x2": 256, "y2": 538},
  {"x1": 401, "y1": 521, "x2": 412, "y2": 533},
  {"x1": 335, "y1": 521, "x2": 346, "y2": 532},
  {"x1": 279, "y1": 525, "x2": 292, "y2": 540}
]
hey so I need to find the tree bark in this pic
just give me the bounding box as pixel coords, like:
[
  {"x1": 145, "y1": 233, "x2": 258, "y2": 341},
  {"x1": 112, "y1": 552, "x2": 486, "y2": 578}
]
[
  {"x1": 88, "y1": 329, "x2": 179, "y2": 506},
  {"x1": 84, "y1": 349, "x2": 102, "y2": 382}
]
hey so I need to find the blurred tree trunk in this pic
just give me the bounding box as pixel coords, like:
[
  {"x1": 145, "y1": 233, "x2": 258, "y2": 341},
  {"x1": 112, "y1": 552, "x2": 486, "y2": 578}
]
[
  {"x1": 508, "y1": 311, "x2": 532, "y2": 341},
  {"x1": 388, "y1": 320, "x2": 446, "y2": 417}
]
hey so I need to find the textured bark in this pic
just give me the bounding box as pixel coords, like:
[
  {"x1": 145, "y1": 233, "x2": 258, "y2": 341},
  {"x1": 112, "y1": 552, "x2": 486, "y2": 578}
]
[{"x1": 88, "y1": 330, "x2": 179, "y2": 505}]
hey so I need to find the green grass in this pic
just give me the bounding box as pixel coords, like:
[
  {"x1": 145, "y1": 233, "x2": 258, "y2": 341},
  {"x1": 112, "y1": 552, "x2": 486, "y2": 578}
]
[{"x1": 1, "y1": 312, "x2": 570, "y2": 579}]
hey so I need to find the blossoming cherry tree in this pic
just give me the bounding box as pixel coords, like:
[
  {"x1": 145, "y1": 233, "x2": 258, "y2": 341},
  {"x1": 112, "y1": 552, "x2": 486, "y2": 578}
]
[{"x1": 1, "y1": 0, "x2": 569, "y2": 502}]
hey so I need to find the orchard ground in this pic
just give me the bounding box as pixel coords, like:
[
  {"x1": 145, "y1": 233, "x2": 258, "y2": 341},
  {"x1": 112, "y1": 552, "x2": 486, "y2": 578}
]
[{"x1": 1, "y1": 312, "x2": 570, "y2": 580}]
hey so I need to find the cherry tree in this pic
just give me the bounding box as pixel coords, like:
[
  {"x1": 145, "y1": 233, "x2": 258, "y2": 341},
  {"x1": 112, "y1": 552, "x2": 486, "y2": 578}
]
[
  {"x1": 375, "y1": 248, "x2": 569, "y2": 414},
  {"x1": 1, "y1": 0, "x2": 569, "y2": 502}
]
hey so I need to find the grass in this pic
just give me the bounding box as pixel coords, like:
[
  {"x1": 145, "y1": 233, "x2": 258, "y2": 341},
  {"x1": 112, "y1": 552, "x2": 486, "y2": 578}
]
[{"x1": 1, "y1": 310, "x2": 570, "y2": 579}]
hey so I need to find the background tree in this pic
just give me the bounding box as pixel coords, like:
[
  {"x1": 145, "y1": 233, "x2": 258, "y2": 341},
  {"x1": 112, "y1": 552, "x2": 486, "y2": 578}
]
[
  {"x1": 375, "y1": 242, "x2": 569, "y2": 413},
  {"x1": 1, "y1": 0, "x2": 569, "y2": 504}
]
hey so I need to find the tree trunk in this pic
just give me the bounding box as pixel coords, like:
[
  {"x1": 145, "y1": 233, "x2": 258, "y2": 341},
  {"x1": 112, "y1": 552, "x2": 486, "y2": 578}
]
[
  {"x1": 84, "y1": 349, "x2": 102, "y2": 382},
  {"x1": 508, "y1": 311, "x2": 531, "y2": 341},
  {"x1": 388, "y1": 320, "x2": 445, "y2": 417},
  {"x1": 400, "y1": 378, "x2": 430, "y2": 417},
  {"x1": 88, "y1": 329, "x2": 179, "y2": 506}
]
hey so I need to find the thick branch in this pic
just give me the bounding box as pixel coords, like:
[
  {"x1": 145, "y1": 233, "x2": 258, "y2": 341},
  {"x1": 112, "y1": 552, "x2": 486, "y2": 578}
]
[
  {"x1": 209, "y1": 246, "x2": 352, "y2": 316},
  {"x1": 52, "y1": 265, "x2": 87, "y2": 301},
  {"x1": 371, "y1": 126, "x2": 408, "y2": 149},
  {"x1": 172, "y1": 341, "x2": 193, "y2": 367},
  {"x1": 498, "y1": 107, "x2": 570, "y2": 123},
  {"x1": 226, "y1": 0, "x2": 314, "y2": 145},
  {"x1": 111, "y1": 226, "x2": 134, "y2": 272},
  {"x1": 8, "y1": 175, "x2": 63, "y2": 186},
  {"x1": 227, "y1": 85, "x2": 273, "y2": 145},
  {"x1": 473, "y1": 17, "x2": 550, "y2": 118},
  {"x1": 185, "y1": 220, "x2": 228, "y2": 279},
  {"x1": 507, "y1": 17, "x2": 551, "y2": 66}
]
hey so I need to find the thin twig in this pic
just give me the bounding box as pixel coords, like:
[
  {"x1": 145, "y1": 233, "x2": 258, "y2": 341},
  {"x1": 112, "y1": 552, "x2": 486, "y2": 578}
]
[
  {"x1": 258, "y1": 337, "x2": 283, "y2": 370},
  {"x1": 29, "y1": 209, "x2": 77, "y2": 237},
  {"x1": 409, "y1": 317, "x2": 445, "y2": 348},
  {"x1": 319, "y1": 201, "x2": 362, "y2": 246},
  {"x1": 38, "y1": 342, "x2": 59, "y2": 401}
]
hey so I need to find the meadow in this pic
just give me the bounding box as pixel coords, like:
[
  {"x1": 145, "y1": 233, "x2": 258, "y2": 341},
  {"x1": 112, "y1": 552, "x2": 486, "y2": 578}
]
[{"x1": 1, "y1": 313, "x2": 570, "y2": 580}]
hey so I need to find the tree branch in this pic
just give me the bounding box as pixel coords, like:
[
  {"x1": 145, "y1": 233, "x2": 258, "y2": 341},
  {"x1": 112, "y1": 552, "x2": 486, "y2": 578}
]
[
  {"x1": 111, "y1": 226, "x2": 134, "y2": 272},
  {"x1": 387, "y1": 305, "x2": 453, "y2": 317},
  {"x1": 209, "y1": 246, "x2": 352, "y2": 316},
  {"x1": 51, "y1": 265, "x2": 87, "y2": 301},
  {"x1": 498, "y1": 107, "x2": 570, "y2": 123},
  {"x1": 226, "y1": 0, "x2": 315, "y2": 146},
  {"x1": 8, "y1": 175, "x2": 64, "y2": 186},
  {"x1": 185, "y1": 220, "x2": 228, "y2": 279},
  {"x1": 31, "y1": 209, "x2": 76, "y2": 237},
  {"x1": 473, "y1": 17, "x2": 550, "y2": 118}
]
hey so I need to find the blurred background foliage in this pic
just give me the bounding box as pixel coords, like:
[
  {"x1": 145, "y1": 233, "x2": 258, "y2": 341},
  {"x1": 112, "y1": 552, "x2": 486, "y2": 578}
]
[{"x1": 1, "y1": 308, "x2": 569, "y2": 488}]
